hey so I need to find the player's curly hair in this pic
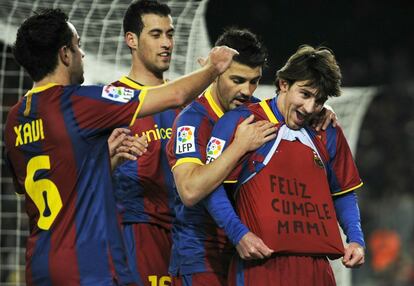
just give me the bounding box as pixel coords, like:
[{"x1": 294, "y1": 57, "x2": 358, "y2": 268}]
[
  {"x1": 215, "y1": 27, "x2": 268, "y2": 68},
  {"x1": 12, "y1": 9, "x2": 73, "y2": 82},
  {"x1": 275, "y1": 45, "x2": 342, "y2": 101},
  {"x1": 123, "y1": 0, "x2": 171, "y2": 37}
]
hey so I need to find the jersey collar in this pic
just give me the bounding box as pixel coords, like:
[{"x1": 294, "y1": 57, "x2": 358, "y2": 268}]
[
  {"x1": 204, "y1": 85, "x2": 224, "y2": 118},
  {"x1": 24, "y1": 83, "x2": 59, "y2": 116},
  {"x1": 119, "y1": 76, "x2": 144, "y2": 89},
  {"x1": 119, "y1": 76, "x2": 166, "y2": 89},
  {"x1": 259, "y1": 96, "x2": 285, "y2": 124},
  {"x1": 26, "y1": 83, "x2": 59, "y2": 96}
]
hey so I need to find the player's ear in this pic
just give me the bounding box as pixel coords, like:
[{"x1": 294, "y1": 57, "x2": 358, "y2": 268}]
[
  {"x1": 125, "y1": 32, "x2": 138, "y2": 50},
  {"x1": 59, "y1": 45, "x2": 71, "y2": 67},
  {"x1": 279, "y1": 79, "x2": 289, "y2": 92}
]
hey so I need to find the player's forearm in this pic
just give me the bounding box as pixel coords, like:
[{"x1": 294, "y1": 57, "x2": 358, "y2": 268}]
[
  {"x1": 202, "y1": 185, "x2": 249, "y2": 245},
  {"x1": 176, "y1": 142, "x2": 246, "y2": 207},
  {"x1": 168, "y1": 64, "x2": 220, "y2": 106},
  {"x1": 110, "y1": 157, "x2": 119, "y2": 171},
  {"x1": 334, "y1": 191, "x2": 366, "y2": 247},
  {"x1": 141, "y1": 64, "x2": 219, "y2": 117}
]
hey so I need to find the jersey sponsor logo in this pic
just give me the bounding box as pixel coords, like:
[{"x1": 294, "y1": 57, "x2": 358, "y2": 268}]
[
  {"x1": 176, "y1": 126, "x2": 196, "y2": 154},
  {"x1": 206, "y1": 137, "x2": 225, "y2": 163},
  {"x1": 101, "y1": 85, "x2": 134, "y2": 103},
  {"x1": 14, "y1": 119, "x2": 45, "y2": 147},
  {"x1": 137, "y1": 124, "x2": 172, "y2": 142}
]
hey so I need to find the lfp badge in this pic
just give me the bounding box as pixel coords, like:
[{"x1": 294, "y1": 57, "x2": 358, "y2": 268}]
[
  {"x1": 101, "y1": 85, "x2": 134, "y2": 103},
  {"x1": 206, "y1": 137, "x2": 225, "y2": 163},
  {"x1": 176, "y1": 126, "x2": 196, "y2": 154}
]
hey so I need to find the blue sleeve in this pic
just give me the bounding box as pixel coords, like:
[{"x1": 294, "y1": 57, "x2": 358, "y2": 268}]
[
  {"x1": 202, "y1": 107, "x2": 253, "y2": 245},
  {"x1": 333, "y1": 191, "x2": 365, "y2": 248},
  {"x1": 202, "y1": 185, "x2": 249, "y2": 245}
]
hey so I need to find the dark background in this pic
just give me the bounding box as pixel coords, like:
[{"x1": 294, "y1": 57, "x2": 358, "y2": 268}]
[
  {"x1": 206, "y1": 1, "x2": 414, "y2": 284},
  {"x1": 206, "y1": 0, "x2": 414, "y2": 86}
]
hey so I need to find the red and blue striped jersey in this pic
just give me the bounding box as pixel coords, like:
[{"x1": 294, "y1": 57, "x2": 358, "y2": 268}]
[
  {"x1": 203, "y1": 97, "x2": 364, "y2": 251},
  {"x1": 206, "y1": 98, "x2": 363, "y2": 195},
  {"x1": 166, "y1": 86, "x2": 236, "y2": 276},
  {"x1": 4, "y1": 83, "x2": 145, "y2": 285},
  {"x1": 111, "y1": 76, "x2": 180, "y2": 230}
]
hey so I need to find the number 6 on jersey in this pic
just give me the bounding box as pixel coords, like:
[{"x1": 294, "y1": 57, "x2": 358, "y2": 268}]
[{"x1": 25, "y1": 155, "x2": 62, "y2": 230}]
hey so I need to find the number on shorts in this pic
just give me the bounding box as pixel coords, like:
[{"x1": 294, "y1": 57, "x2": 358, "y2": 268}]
[{"x1": 148, "y1": 275, "x2": 171, "y2": 286}]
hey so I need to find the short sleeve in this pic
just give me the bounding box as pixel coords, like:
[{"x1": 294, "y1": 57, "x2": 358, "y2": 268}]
[
  {"x1": 167, "y1": 105, "x2": 212, "y2": 170},
  {"x1": 69, "y1": 85, "x2": 146, "y2": 137},
  {"x1": 325, "y1": 125, "x2": 363, "y2": 196}
]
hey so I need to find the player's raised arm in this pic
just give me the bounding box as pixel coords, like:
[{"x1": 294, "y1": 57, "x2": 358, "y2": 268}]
[{"x1": 137, "y1": 46, "x2": 238, "y2": 117}]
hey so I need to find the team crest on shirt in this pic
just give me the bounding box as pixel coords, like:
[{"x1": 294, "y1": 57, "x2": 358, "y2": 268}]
[
  {"x1": 176, "y1": 126, "x2": 196, "y2": 154},
  {"x1": 206, "y1": 137, "x2": 226, "y2": 163},
  {"x1": 101, "y1": 85, "x2": 134, "y2": 103}
]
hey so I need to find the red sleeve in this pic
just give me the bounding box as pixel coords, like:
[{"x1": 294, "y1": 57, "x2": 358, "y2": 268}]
[{"x1": 329, "y1": 125, "x2": 363, "y2": 195}]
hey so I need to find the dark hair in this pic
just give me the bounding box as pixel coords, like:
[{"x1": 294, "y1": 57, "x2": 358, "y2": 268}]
[
  {"x1": 215, "y1": 27, "x2": 267, "y2": 68},
  {"x1": 275, "y1": 45, "x2": 342, "y2": 101},
  {"x1": 12, "y1": 9, "x2": 73, "y2": 82},
  {"x1": 123, "y1": 0, "x2": 171, "y2": 37}
]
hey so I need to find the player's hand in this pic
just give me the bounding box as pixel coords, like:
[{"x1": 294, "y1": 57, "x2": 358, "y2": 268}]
[
  {"x1": 108, "y1": 128, "x2": 130, "y2": 157},
  {"x1": 342, "y1": 242, "x2": 365, "y2": 268},
  {"x1": 108, "y1": 128, "x2": 148, "y2": 170},
  {"x1": 311, "y1": 104, "x2": 338, "y2": 131},
  {"x1": 202, "y1": 46, "x2": 239, "y2": 75},
  {"x1": 236, "y1": 232, "x2": 274, "y2": 260},
  {"x1": 114, "y1": 133, "x2": 148, "y2": 158},
  {"x1": 233, "y1": 115, "x2": 277, "y2": 153}
]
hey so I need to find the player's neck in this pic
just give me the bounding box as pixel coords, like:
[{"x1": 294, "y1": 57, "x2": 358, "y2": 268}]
[
  {"x1": 210, "y1": 84, "x2": 226, "y2": 113},
  {"x1": 276, "y1": 93, "x2": 287, "y2": 119},
  {"x1": 33, "y1": 71, "x2": 70, "y2": 88},
  {"x1": 128, "y1": 63, "x2": 164, "y2": 87}
]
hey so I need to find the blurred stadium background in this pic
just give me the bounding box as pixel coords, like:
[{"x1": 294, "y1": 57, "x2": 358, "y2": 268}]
[{"x1": 1, "y1": 0, "x2": 413, "y2": 285}]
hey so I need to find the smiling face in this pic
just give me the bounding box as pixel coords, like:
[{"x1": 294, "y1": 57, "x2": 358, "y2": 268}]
[
  {"x1": 277, "y1": 80, "x2": 326, "y2": 129},
  {"x1": 213, "y1": 61, "x2": 262, "y2": 112},
  {"x1": 134, "y1": 14, "x2": 174, "y2": 76}
]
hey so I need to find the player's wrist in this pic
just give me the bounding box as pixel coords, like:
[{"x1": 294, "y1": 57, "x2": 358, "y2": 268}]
[
  {"x1": 203, "y1": 62, "x2": 220, "y2": 79},
  {"x1": 232, "y1": 225, "x2": 250, "y2": 246},
  {"x1": 228, "y1": 140, "x2": 248, "y2": 158}
]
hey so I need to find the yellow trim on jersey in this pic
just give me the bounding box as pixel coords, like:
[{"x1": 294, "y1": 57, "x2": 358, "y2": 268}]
[
  {"x1": 26, "y1": 83, "x2": 59, "y2": 95},
  {"x1": 129, "y1": 88, "x2": 149, "y2": 126},
  {"x1": 171, "y1": 157, "x2": 204, "y2": 171},
  {"x1": 24, "y1": 83, "x2": 58, "y2": 116},
  {"x1": 119, "y1": 76, "x2": 166, "y2": 89},
  {"x1": 259, "y1": 101, "x2": 278, "y2": 124},
  {"x1": 119, "y1": 76, "x2": 144, "y2": 90},
  {"x1": 332, "y1": 182, "x2": 364, "y2": 196},
  {"x1": 224, "y1": 180, "x2": 238, "y2": 184},
  {"x1": 24, "y1": 94, "x2": 32, "y2": 116},
  {"x1": 119, "y1": 76, "x2": 166, "y2": 126},
  {"x1": 205, "y1": 86, "x2": 224, "y2": 118}
]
